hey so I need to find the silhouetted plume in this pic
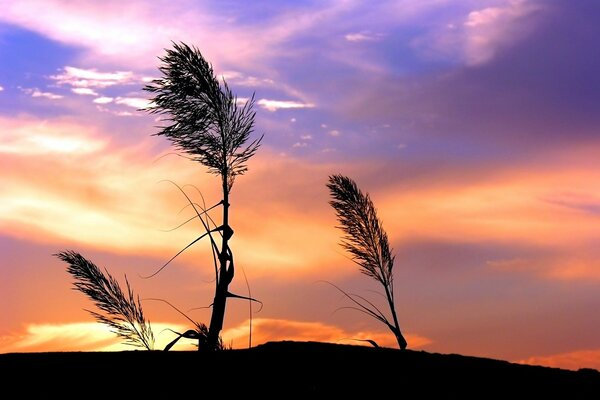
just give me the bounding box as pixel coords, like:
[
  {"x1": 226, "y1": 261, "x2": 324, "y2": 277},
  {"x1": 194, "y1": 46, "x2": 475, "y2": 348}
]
[
  {"x1": 143, "y1": 42, "x2": 263, "y2": 351},
  {"x1": 55, "y1": 250, "x2": 154, "y2": 350},
  {"x1": 144, "y1": 41, "x2": 263, "y2": 193},
  {"x1": 327, "y1": 174, "x2": 408, "y2": 350}
]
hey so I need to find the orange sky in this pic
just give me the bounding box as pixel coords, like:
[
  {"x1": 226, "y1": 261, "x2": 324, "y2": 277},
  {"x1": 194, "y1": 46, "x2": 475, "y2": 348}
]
[{"x1": 1, "y1": 0, "x2": 600, "y2": 372}]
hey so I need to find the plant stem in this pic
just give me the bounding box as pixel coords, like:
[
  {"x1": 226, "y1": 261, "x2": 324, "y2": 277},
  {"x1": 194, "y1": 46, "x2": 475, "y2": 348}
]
[
  {"x1": 205, "y1": 179, "x2": 232, "y2": 351},
  {"x1": 384, "y1": 283, "x2": 407, "y2": 350}
]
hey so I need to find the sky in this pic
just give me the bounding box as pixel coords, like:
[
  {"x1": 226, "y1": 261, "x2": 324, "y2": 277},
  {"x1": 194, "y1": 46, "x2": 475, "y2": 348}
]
[{"x1": 1, "y1": 0, "x2": 599, "y2": 371}]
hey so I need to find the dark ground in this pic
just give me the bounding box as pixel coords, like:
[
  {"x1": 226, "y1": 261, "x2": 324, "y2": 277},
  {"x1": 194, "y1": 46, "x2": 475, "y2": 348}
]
[{"x1": 1, "y1": 341, "x2": 598, "y2": 397}]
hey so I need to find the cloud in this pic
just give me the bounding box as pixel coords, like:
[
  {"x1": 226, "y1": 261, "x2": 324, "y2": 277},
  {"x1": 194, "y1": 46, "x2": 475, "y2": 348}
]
[
  {"x1": 341, "y1": 2, "x2": 600, "y2": 154},
  {"x1": 258, "y1": 99, "x2": 315, "y2": 112},
  {"x1": 93, "y1": 96, "x2": 114, "y2": 104},
  {"x1": 0, "y1": 322, "x2": 187, "y2": 352},
  {"x1": 220, "y1": 70, "x2": 274, "y2": 87},
  {"x1": 71, "y1": 87, "x2": 98, "y2": 96},
  {"x1": 0, "y1": 0, "x2": 348, "y2": 71},
  {"x1": 345, "y1": 31, "x2": 384, "y2": 42},
  {"x1": 300, "y1": 134, "x2": 312, "y2": 140},
  {"x1": 222, "y1": 318, "x2": 432, "y2": 349},
  {"x1": 0, "y1": 115, "x2": 209, "y2": 255},
  {"x1": 519, "y1": 349, "x2": 600, "y2": 371},
  {"x1": 293, "y1": 142, "x2": 308, "y2": 148},
  {"x1": 51, "y1": 66, "x2": 136, "y2": 88},
  {"x1": 461, "y1": 0, "x2": 542, "y2": 65},
  {"x1": 0, "y1": 115, "x2": 344, "y2": 276},
  {"x1": 115, "y1": 97, "x2": 152, "y2": 109},
  {"x1": 0, "y1": 117, "x2": 106, "y2": 155},
  {"x1": 0, "y1": 319, "x2": 431, "y2": 352},
  {"x1": 0, "y1": 85, "x2": 4, "y2": 91},
  {"x1": 411, "y1": 0, "x2": 543, "y2": 66},
  {"x1": 21, "y1": 87, "x2": 63, "y2": 100},
  {"x1": 328, "y1": 130, "x2": 340, "y2": 137}
]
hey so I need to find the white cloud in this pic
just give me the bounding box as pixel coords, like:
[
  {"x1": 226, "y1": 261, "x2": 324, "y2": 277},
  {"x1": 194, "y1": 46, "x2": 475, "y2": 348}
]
[
  {"x1": 21, "y1": 87, "x2": 63, "y2": 100},
  {"x1": 93, "y1": 96, "x2": 114, "y2": 104},
  {"x1": 51, "y1": 66, "x2": 135, "y2": 88},
  {"x1": 293, "y1": 142, "x2": 308, "y2": 148},
  {"x1": 328, "y1": 129, "x2": 340, "y2": 137},
  {"x1": 300, "y1": 134, "x2": 312, "y2": 140},
  {"x1": 115, "y1": 96, "x2": 151, "y2": 109},
  {"x1": 290, "y1": 118, "x2": 297, "y2": 123},
  {"x1": 236, "y1": 97, "x2": 250, "y2": 106},
  {"x1": 258, "y1": 99, "x2": 315, "y2": 112},
  {"x1": 96, "y1": 105, "x2": 136, "y2": 117},
  {"x1": 345, "y1": 31, "x2": 384, "y2": 42},
  {"x1": 71, "y1": 87, "x2": 98, "y2": 96},
  {"x1": 0, "y1": 85, "x2": 4, "y2": 91}
]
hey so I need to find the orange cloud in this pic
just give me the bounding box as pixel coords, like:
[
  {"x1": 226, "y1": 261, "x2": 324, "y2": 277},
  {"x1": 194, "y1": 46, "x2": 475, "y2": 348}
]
[
  {"x1": 0, "y1": 322, "x2": 188, "y2": 353},
  {"x1": 0, "y1": 319, "x2": 430, "y2": 353},
  {"x1": 380, "y1": 169, "x2": 600, "y2": 248},
  {"x1": 222, "y1": 318, "x2": 432, "y2": 350},
  {"x1": 519, "y1": 349, "x2": 600, "y2": 371},
  {"x1": 372, "y1": 149, "x2": 600, "y2": 280},
  {"x1": 0, "y1": 117, "x2": 106, "y2": 155},
  {"x1": 3, "y1": 114, "x2": 600, "y2": 284},
  {"x1": 0, "y1": 116, "x2": 219, "y2": 257},
  {"x1": 0, "y1": 115, "x2": 348, "y2": 278}
]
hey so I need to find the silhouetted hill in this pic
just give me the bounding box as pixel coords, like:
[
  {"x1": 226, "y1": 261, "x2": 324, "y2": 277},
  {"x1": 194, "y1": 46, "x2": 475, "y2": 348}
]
[{"x1": 1, "y1": 341, "x2": 598, "y2": 397}]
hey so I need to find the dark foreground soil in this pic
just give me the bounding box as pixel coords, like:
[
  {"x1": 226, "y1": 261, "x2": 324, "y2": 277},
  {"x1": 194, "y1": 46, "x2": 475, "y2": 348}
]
[{"x1": 1, "y1": 341, "x2": 598, "y2": 397}]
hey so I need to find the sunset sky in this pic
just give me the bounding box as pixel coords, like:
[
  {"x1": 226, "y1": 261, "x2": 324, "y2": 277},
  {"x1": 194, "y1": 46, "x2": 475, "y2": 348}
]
[{"x1": 1, "y1": 0, "x2": 600, "y2": 371}]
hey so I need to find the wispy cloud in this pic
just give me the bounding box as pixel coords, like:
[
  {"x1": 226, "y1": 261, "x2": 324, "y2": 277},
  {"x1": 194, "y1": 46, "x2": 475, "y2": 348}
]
[
  {"x1": 345, "y1": 31, "x2": 384, "y2": 42},
  {"x1": 21, "y1": 87, "x2": 63, "y2": 100},
  {"x1": 462, "y1": 0, "x2": 541, "y2": 65},
  {"x1": 51, "y1": 66, "x2": 136, "y2": 88},
  {"x1": 220, "y1": 70, "x2": 274, "y2": 87},
  {"x1": 0, "y1": 117, "x2": 105, "y2": 155},
  {"x1": 93, "y1": 96, "x2": 114, "y2": 104},
  {"x1": 71, "y1": 87, "x2": 98, "y2": 96},
  {"x1": 258, "y1": 99, "x2": 315, "y2": 112},
  {"x1": 115, "y1": 97, "x2": 151, "y2": 109},
  {"x1": 410, "y1": 0, "x2": 543, "y2": 65}
]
